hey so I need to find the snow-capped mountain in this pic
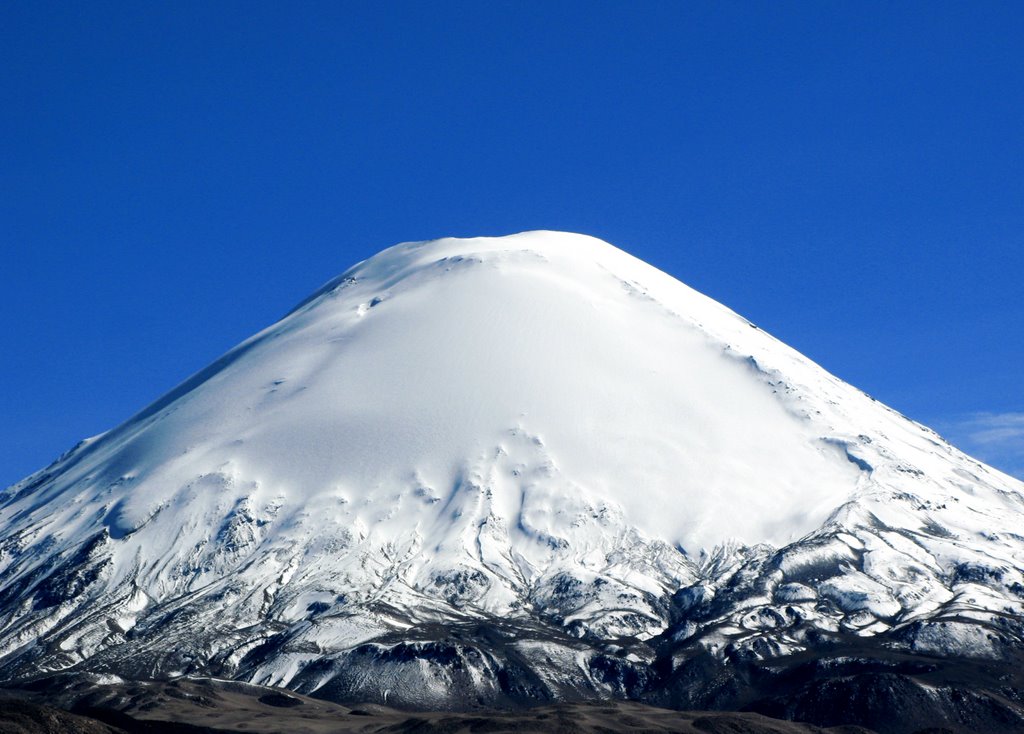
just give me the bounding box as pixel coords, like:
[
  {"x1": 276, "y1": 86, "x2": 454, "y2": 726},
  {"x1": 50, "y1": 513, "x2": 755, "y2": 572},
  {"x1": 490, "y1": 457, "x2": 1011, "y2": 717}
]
[{"x1": 2, "y1": 232, "x2": 1024, "y2": 730}]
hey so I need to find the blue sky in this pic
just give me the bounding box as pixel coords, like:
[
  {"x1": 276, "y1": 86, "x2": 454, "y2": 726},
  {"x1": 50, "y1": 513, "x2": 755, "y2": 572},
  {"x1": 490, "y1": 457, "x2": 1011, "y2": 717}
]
[{"x1": 2, "y1": 2, "x2": 1022, "y2": 485}]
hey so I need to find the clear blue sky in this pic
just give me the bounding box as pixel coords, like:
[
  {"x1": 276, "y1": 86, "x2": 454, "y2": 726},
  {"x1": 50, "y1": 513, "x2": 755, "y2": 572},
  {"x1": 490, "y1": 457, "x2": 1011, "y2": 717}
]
[{"x1": 2, "y1": 2, "x2": 1022, "y2": 485}]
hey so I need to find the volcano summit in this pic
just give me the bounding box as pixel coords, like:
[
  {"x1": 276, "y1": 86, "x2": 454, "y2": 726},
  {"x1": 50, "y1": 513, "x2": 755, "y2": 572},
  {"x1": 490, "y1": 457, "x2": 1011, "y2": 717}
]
[{"x1": 3, "y1": 232, "x2": 1024, "y2": 731}]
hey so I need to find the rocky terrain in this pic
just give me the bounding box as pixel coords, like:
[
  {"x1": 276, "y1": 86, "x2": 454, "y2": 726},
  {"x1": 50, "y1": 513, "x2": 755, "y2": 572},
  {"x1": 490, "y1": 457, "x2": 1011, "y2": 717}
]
[{"x1": 2, "y1": 676, "x2": 876, "y2": 734}]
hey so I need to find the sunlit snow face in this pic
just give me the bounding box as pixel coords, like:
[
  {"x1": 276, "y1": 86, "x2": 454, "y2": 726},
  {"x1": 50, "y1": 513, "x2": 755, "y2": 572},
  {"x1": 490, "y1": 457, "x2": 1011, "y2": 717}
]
[{"x1": 57, "y1": 232, "x2": 863, "y2": 555}]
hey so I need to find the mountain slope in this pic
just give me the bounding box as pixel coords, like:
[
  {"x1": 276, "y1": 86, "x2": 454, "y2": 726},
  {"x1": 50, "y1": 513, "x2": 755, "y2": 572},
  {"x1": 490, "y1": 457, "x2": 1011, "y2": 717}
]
[{"x1": 2, "y1": 232, "x2": 1023, "y2": 730}]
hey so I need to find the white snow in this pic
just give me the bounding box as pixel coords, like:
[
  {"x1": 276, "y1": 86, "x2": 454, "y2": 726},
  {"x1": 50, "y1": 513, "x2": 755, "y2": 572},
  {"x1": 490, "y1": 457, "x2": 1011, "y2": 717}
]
[
  {"x1": 3, "y1": 230, "x2": 1024, "y2": 681},
  {"x1": 12, "y1": 232, "x2": 863, "y2": 554}
]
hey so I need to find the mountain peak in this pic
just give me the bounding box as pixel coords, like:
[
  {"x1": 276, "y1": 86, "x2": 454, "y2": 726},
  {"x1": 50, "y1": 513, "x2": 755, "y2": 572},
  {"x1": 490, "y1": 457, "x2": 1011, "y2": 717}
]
[
  {"x1": 38, "y1": 230, "x2": 864, "y2": 553},
  {"x1": 2, "y1": 234, "x2": 1023, "y2": 716},
  {"x1": 295, "y1": 231, "x2": 642, "y2": 314}
]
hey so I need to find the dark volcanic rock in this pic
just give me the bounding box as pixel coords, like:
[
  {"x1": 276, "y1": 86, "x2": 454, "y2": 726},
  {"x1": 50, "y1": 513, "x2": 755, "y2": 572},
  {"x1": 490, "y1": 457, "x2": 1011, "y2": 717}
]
[
  {"x1": 0, "y1": 697, "x2": 121, "y2": 734},
  {"x1": 1, "y1": 680, "x2": 876, "y2": 733}
]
